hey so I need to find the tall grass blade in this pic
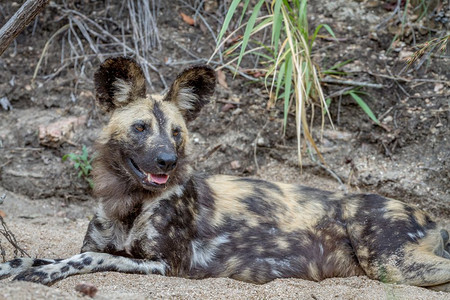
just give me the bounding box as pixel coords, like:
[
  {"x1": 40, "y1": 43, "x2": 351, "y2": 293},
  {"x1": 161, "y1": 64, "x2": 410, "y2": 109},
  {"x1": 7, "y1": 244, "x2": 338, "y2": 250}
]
[
  {"x1": 311, "y1": 24, "x2": 335, "y2": 47},
  {"x1": 275, "y1": 60, "x2": 286, "y2": 102},
  {"x1": 237, "y1": 0, "x2": 266, "y2": 69},
  {"x1": 283, "y1": 54, "x2": 293, "y2": 132},
  {"x1": 271, "y1": 0, "x2": 283, "y2": 54},
  {"x1": 349, "y1": 91, "x2": 380, "y2": 124},
  {"x1": 217, "y1": 0, "x2": 242, "y2": 44},
  {"x1": 298, "y1": 0, "x2": 308, "y2": 31},
  {"x1": 239, "y1": 0, "x2": 251, "y2": 25}
]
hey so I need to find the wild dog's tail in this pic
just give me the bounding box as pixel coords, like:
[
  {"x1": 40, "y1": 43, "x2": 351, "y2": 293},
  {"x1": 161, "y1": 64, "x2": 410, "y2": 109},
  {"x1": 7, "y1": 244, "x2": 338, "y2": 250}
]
[{"x1": 2, "y1": 252, "x2": 167, "y2": 285}]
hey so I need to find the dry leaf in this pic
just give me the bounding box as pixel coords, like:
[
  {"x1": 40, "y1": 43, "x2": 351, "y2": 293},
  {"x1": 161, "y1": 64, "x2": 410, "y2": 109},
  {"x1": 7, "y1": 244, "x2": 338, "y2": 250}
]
[
  {"x1": 199, "y1": 22, "x2": 208, "y2": 34},
  {"x1": 217, "y1": 69, "x2": 228, "y2": 88},
  {"x1": 180, "y1": 12, "x2": 195, "y2": 26},
  {"x1": 221, "y1": 103, "x2": 235, "y2": 112},
  {"x1": 244, "y1": 69, "x2": 266, "y2": 78},
  {"x1": 225, "y1": 35, "x2": 242, "y2": 46},
  {"x1": 252, "y1": 71, "x2": 266, "y2": 78}
]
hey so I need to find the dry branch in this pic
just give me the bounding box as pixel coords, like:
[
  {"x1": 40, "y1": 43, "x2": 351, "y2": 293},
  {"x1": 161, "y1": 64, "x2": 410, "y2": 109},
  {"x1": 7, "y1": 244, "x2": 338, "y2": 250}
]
[
  {"x1": 321, "y1": 78, "x2": 384, "y2": 89},
  {"x1": 0, "y1": 0, "x2": 50, "y2": 56},
  {"x1": 0, "y1": 194, "x2": 30, "y2": 261}
]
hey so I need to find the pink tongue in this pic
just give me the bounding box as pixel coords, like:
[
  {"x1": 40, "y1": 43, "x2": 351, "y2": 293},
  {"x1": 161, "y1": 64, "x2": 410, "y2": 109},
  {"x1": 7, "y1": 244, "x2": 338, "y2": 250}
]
[{"x1": 150, "y1": 174, "x2": 169, "y2": 184}]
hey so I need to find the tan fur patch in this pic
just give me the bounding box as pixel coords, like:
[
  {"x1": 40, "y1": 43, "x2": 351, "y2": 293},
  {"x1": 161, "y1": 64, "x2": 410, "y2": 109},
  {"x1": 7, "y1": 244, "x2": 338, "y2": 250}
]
[
  {"x1": 207, "y1": 175, "x2": 258, "y2": 227},
  {"x1": 383, "y1": 200, "x2": 410, "y2": 221}
]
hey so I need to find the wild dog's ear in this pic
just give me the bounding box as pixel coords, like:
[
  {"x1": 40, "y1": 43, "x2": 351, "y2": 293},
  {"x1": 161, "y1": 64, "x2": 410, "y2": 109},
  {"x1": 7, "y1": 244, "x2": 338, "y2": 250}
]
[
  {"x1": 164, "y1": 65, "x2": 216, "y2": 121},
  {"x1": 94, "y1": 57, "x2": 147, "y2": 112}
]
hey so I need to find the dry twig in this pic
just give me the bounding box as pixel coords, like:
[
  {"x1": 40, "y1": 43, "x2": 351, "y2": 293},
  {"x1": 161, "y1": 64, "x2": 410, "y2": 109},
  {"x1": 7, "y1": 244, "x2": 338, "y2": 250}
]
[
  {"x1": 32, "y1": 1, "x2": 166, "y2": 89},
  {"x1": 0, "y1": 0, "x2": 49, "y2": 56},
  {"x1": 321, "y1": 78, "x2": 383, "y2": 89},
  {"x1": 0, "y1": 194, "x2": 30, "y2": 262}
]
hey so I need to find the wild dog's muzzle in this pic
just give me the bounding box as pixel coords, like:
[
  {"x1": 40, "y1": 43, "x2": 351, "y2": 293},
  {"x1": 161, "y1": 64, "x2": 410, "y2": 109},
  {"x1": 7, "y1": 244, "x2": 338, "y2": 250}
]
[
  {"x1": 127, "y1": 157, "x2": 171, "y2": 188},
  {"x1": 155, "y1": 153, "x2": 177, "y2": 173}
]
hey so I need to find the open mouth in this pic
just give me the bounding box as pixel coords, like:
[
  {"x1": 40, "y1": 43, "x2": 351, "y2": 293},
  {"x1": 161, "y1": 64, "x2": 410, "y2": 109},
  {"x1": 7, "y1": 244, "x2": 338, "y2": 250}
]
[{"x1": 127, "y1": 158, "x2": 169, "y2": 187}]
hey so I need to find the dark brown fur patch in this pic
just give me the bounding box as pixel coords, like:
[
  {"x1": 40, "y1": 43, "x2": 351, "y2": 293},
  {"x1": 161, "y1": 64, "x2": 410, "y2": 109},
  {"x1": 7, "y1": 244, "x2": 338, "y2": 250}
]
[
  {"x1": 164, "y1": 65, "x2": 216, "y2": 121},
  {"x1": 94, "y1": 57, "x2": 147, "y2": 112}
]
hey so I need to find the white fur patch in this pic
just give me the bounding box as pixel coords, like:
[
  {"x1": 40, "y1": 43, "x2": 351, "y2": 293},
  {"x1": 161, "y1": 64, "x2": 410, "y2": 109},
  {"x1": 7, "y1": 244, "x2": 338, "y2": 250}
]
[
  {"x1": 113, "y1": 79, "x2": 132, "y2": 103},
  {"x1": 190, "y1": 234, "x2": 230, "y2": 269},
  {"x1": 407, "y1": 230, "x2": 425, "y2": 241},
  {"x1": 177, "y1": 87, "x2": 199, "y2": 111},
  {"x1": 140, "y1": 185, "x2": 185, "y2": 213},
  {"x1": 319, "y1": 243, "x2": 324, "y2": 256},
  {"x1": 89, "y1": 205, "x2": 127, "y2": 250},
  {"x1": 154, "y1": 185, "x2": 184, "y2": 204},
  {"x1": 255, "y1": 257, "x2": 293, "y2": 277},
  {"x1": 124, "y1": 185, "x2": 186, "y2": 251}
]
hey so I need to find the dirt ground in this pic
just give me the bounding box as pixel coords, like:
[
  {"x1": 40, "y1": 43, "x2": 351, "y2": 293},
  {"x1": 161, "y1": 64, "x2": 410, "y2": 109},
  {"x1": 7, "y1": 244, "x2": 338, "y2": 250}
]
[{"x1": 0, "y1": 0, "x2": 449, "y2": 299}]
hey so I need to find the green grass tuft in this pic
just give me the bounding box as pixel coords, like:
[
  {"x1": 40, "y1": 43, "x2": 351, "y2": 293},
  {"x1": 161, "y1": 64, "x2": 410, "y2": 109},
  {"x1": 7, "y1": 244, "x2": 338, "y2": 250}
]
[
  {"x1": 62, "y1": 145, "x2": 94, "y2": 189},
  {"x1": 213, "y1": 0, "x2": 337, "y2": 165}
]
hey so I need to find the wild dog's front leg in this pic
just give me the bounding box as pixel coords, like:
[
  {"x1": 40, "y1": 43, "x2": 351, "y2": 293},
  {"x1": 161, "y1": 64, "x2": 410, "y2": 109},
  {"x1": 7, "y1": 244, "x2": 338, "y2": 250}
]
[
  {"x1": 14, "y1": 252, "x2": 168, "y2": 285},
  {"x1": 80, "y1": 209, "x2": 129, "y2": 254}
]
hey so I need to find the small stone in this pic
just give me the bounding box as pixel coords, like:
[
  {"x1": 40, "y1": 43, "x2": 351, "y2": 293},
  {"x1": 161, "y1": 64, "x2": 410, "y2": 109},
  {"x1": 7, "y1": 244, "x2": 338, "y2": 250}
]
[
  {"x1": 230, "y1": 160, "x2": 241, "y2": 170},
  {"x1": 382, "y1": 116, "x2": 393, "y2": 124},
  {"x1": 398, "y1": 50, "x2": 414, "y2": 61},
  {"x1": 232, "y1": 108, "x2": 242, "y2": 116},
  {"x1": 38, "y1": 116, "x2": 87, "y2": 148},
  {"x1": 256, "y1": 137, "x2": 268, "y2": 147},
  {"x1": 322, "y1": 129, "x2": 352, "y2": 141},
  {"x1": 434, "y1": 83, "x2": 444, "y2": 93},
  {"x1": 56, "y1": 211, "x2": 66, "y2": 218},
  {"x1": 75, "y1": 282, "x2": 98, "y2": 298},
  {"x1": 366, "y1": 0, "x2": 379, "y2": 8}
]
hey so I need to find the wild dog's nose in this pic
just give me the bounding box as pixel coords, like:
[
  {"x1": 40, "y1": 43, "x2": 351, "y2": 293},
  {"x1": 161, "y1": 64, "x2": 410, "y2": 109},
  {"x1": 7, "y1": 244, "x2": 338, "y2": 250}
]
[{"x1": 156, "y1": 153, "x2": 178, "y2": 172}]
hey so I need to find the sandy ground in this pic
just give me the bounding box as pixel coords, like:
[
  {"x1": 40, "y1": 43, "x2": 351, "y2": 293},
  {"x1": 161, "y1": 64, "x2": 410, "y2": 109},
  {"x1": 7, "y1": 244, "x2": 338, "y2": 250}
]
[{"x1": 0, "y1": 186, "x2": 449, "y2": 300}]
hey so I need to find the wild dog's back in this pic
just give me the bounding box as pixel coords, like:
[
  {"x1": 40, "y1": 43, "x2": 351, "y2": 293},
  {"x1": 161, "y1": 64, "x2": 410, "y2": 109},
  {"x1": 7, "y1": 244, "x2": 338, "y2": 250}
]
[
  {"x1": 188, "y1": 175, "x2": 365, "y2": 282},
  {"x1": 189, "y1": 174, "x2": 449, "y2": 289}
]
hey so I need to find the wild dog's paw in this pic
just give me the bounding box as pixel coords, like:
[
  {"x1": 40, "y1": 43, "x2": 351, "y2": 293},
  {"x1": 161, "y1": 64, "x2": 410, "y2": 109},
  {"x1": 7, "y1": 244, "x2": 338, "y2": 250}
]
[{"x1": 0, "y1": 258, "x2": 38, "y2": 280}]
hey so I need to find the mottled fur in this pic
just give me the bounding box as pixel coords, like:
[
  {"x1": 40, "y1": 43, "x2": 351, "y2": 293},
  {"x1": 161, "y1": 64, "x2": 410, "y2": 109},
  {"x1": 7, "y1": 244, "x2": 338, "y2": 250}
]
[{"x1": 1, "y1": 57, "x2": 449, "y2": 291}]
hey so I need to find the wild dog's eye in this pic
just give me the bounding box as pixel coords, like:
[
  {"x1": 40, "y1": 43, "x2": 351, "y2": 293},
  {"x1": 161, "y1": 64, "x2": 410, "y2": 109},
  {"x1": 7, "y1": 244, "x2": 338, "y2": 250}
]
[
  {"x1": 172, "y1": 128, "x2": 181, "y2": 137},
  {"x1": 134, "y1": 124, "x2": 145, "y2": 132}
]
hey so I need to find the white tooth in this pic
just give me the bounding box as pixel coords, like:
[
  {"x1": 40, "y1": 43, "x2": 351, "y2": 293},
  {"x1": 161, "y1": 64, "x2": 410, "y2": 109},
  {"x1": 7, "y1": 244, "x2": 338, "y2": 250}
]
[{"x1": 147, "y1": 173, "x2": 152, "y2": 182}]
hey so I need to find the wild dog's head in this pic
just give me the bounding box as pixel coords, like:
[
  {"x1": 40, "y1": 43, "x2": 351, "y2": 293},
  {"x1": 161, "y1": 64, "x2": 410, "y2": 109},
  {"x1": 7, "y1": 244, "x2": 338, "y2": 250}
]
[{"x1": 93, "y1": 57, "x2": 215, "y2": 198}]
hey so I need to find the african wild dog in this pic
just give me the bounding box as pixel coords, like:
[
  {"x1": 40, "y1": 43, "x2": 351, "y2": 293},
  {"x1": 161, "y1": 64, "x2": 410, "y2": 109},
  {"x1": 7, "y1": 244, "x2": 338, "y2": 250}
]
[{"x1": 0, "y1": 57, "x2": 449, "y2": 291}]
